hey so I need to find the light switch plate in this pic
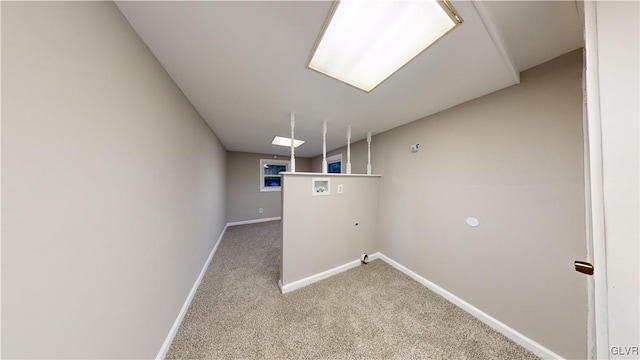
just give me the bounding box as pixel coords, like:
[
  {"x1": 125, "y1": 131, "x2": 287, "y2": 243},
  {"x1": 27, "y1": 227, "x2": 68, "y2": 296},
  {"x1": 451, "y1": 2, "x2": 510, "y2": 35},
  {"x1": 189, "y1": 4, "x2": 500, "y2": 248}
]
[{"x1": 338, "y1": 184, "x2": 344, "y2": 194}]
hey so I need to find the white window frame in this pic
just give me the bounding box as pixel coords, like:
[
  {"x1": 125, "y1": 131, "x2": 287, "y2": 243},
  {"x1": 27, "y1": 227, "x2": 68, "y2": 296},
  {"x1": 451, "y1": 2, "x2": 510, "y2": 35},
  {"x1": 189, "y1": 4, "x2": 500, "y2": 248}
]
[
  {"x1": 260, "y1": 159, "x2": 290, "y2": 192},
  {"x1": 327, "y1": 154, "x2": 343, "y2": 174}
]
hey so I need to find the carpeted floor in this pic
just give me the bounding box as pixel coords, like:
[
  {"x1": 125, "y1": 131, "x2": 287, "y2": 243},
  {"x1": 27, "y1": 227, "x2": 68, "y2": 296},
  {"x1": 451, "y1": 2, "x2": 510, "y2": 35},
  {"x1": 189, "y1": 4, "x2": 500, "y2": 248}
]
[{"x1": 166, "y1": 221, "x2": 539, "y2": 359}]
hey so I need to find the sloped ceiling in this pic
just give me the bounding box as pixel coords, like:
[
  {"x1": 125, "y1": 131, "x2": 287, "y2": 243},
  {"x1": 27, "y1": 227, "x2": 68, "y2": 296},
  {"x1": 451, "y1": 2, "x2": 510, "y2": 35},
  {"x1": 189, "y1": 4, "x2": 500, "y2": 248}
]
[{"x1": 116, "y1": 1, "x2": 582, "y2": 158}]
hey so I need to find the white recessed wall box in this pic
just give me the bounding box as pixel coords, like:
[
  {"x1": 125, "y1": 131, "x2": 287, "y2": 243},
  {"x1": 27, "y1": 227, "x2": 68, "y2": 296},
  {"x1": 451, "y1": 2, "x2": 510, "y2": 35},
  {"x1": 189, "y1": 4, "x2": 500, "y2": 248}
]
[{"x1": 312, "y1": 178, "x2": 330, "y2": 196}]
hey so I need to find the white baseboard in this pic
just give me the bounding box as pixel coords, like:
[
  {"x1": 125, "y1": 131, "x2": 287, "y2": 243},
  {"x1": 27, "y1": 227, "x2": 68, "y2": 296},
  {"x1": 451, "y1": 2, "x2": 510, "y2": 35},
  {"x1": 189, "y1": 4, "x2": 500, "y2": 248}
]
[
  {"x1": 280, "y1": 258, "x2": 362, "y2": 294},
  {"x1": 156, "y1": 241, "x2": 562, "y2": 359},
  {"x1": 375, "y1": 253, "x2": 564, "y2": 360},
  {"x1": 155, "y1": 224, "x2": 228, "y2": 360},
  {"x1": 368, "y1": 252, "x2": 381, "y2": 261},
  {"x1": 227, "y1": 217, "x2": 281, "y2": 227}
]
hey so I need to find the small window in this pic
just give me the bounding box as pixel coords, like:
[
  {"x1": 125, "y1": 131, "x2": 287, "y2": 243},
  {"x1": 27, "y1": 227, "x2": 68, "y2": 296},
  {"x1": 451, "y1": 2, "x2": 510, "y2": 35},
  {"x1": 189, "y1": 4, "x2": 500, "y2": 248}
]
[
  {"x1": 327, "y1": 154, "x2": 342, "y2": 174},
  {"x1": 260, "y1": 159, "x2": 289, "y2": 192}
]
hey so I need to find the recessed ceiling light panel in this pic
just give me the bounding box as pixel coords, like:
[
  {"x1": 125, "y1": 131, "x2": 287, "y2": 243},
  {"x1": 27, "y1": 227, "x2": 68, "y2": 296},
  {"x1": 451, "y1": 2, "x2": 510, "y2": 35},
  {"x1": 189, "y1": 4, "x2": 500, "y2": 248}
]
[
  {"x1": 271, "y1": 136, "x2": 305, "y2": 148},
  {"x1": 308, "y1": 0, "x2": 462, "y2": 92}
]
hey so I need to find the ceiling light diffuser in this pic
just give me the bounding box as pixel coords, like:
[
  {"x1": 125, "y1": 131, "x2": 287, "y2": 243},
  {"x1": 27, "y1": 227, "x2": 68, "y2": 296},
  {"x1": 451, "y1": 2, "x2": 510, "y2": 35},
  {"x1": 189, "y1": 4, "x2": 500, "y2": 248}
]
[
  {"x1": 271, "y1": 136, "x2": 305, "y2": 148},
  {"x1": 308, "y1": 0, "x2": 462, "y2": 92}
]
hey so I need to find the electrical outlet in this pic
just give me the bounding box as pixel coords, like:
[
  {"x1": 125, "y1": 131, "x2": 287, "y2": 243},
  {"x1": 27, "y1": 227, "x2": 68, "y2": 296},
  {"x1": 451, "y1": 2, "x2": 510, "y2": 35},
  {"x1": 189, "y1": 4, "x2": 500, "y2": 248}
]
[
  {"x1": 259, "y1": 208, "x2": 264, "y2": 214},
  {"x1": 338, "y1": 184, "x2": 344, "y2": 194}
]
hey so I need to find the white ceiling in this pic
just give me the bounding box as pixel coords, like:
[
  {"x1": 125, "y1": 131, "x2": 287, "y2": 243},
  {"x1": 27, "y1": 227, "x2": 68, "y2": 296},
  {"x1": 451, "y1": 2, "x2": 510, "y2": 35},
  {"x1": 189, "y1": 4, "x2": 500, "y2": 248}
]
[{"x1": 115, "y1": 1, "x2": 583, "y2": 158}]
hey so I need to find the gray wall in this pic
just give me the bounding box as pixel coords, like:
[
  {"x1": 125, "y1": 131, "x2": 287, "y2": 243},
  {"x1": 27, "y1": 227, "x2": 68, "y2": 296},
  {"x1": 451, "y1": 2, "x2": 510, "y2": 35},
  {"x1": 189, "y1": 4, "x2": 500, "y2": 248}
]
[
  {"x1": 2, "y1": 2, "x2": 227, "y2": 358},
  {"x1": 281, "y1": 174, "x2": 380, "y2": 285},
  {"x1": 227, "y1": 151, "x2": 310, "y2": 223},
  {"x1": 312, "y1": 50, "x2": 586, "y2": 359}
]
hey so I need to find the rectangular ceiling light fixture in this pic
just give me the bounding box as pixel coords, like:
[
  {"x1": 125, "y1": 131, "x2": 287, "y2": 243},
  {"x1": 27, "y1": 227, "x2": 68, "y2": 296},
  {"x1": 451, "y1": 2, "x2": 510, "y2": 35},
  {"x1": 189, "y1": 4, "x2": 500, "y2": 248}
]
[
  {"x1": 307, "y1": 0, "x2": 462, "y2": 93},
  {"x1": 271, "y1": 136, "x2": 305, "y2": 148}
]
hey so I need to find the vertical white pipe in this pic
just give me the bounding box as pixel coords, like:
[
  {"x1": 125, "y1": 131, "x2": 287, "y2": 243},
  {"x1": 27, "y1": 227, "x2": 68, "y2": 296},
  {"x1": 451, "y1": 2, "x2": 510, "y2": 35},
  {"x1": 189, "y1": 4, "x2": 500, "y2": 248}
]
[
  {"x1": 346, "y1": 126, "x2": 352, "y2": 174},
  {"x1": 322, "y1": 121, "x2": 328, "y2": 174},
  {"x1": 290, "y1": 112, "x2": 296, "y2": 173},
  {"x1": 367, "y1": 131, "x2": 372, "y2": 175}
]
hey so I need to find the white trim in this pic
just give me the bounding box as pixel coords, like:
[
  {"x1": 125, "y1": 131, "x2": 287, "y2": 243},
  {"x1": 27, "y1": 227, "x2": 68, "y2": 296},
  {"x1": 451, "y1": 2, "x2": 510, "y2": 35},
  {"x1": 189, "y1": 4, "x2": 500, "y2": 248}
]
[
  {"x1": 583, "y1": 3, "x2": 609, "y2": 358},
  {"x1": 375, "y1": 253, "x2": 564, "y2": 360},
  {"x1": 327, "y1": 154, "x2": 342, "y2": 163},
  {"x1": 346, "y1": 126, "x2": 352, "y2": 174},
  {"x1": 260, "y1": 187, "x2": 282, "y2": 193},
  {"x1": 281, "y1": 172, "x2": 381, "y2": 178},
  {"x1": 366, "y1": 132, "x2": 372, "y2": 175},
  {"x1": 581, "y1": 43, "x2": 596, "y2": 360},
  {"x1": 227, "y1": 217, "x2": 281, "y2": 227},
  {"x1": 471, "y1": 1, "x2": 520, "y2": 85},
  {"x1": 280, "y1": 259, "x2": 362, "y2": 294},
  {"x1": 322, "y1": 121, "x2": 328, "y2": 174},
  {"x1": 368, "y1": 252, "x2": 381, "y2": 261},
  {"x1": 259, "y1": 159, "x2": 290, "y2": 192},
  {"x1": 155, "y1": 224, "x2": 228, "y2": 360},
  {"x1": 0, "y1": 3, "x2": 3, "y2": 356},
  {"x1": 290, "y1": 112, "x2": 296, "y2": 173}
]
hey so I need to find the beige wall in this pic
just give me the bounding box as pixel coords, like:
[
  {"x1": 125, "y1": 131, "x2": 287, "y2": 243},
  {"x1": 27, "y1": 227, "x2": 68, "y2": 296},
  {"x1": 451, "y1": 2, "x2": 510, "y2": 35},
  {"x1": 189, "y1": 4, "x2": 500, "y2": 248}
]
[
  {"x1": 281, "y1": 174, "x2": 380, "y2": 285},
  {"x1": 226, "y1": 152, "x2": 310, "y2": 223},
  {"x1": 2, "y1": 2, "x2": 227, "y2": 358},
  {"x1": 316, "y1": 50, "x2": 586, "y2": 358}
]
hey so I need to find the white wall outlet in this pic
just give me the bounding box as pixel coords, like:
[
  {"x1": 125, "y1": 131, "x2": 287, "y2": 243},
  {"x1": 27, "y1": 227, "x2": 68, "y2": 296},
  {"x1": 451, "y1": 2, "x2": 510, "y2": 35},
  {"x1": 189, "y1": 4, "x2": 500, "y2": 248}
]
[
  {"x1": 259, "y1": 208, "x2": 264, "y2": 214},
  {"x1": 338, "y1": 184, "x2": 344, "y2": 194}
]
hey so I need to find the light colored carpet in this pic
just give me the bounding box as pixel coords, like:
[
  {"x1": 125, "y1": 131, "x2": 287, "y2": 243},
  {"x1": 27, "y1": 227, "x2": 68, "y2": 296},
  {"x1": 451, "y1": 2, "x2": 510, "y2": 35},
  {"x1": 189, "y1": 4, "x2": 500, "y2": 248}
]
[{"x1": 166, "y1": 221, "x2": 539, "y2": 359}]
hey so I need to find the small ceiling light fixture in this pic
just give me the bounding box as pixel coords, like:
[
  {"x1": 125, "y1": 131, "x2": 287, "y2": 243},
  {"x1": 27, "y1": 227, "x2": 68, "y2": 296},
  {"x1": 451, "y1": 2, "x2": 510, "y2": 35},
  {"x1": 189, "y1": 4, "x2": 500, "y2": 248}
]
[
  {"x1": 307, "y1": 0, "x2": 463, "y2": 93},
  {"x1": 271, "y1": 136, "x2": 305, "y2": 148}
]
